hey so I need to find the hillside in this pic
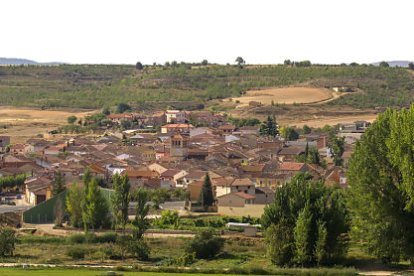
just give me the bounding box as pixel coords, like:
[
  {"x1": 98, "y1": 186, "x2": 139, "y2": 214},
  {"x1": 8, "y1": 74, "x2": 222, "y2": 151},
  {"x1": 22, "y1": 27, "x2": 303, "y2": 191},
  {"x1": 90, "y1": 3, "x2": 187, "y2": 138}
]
[{"x1": 0, "y1": 64, "x2": 413, "y2": 110}]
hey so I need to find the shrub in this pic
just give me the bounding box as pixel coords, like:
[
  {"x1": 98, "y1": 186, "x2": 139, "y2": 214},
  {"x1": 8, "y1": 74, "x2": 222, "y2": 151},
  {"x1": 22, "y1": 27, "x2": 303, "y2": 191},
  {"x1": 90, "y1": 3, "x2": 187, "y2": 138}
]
[
  {"x1": 96, "y1": 232, "x2": 117, "y2": 243},
  {"x1": 66, "y1": 246, "x2": 88, "y2": 259},
  {"x1": 155, "y1": 210, "x2": 180, "y2": 229},
  {"x1": 0, "y1": 227, "x2": 16, "y2": 257},
  {"x1": 68, "y1": 233, "x2": 86, "y2": 244},
  {"x1": 128, "y1": 239, "x2": 150, "y2": 261},
  {"x1": 186, "y1": 229, "x2": 224, "y2": 259}
]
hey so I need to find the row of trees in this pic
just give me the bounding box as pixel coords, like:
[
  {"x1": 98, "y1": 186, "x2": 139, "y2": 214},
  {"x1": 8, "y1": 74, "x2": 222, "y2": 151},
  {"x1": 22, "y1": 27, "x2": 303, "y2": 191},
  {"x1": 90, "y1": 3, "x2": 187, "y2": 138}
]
[
  {"x1": 262, "y1": 174, "x2": 349, "y2": 267},
  {"x1": 0, "y1": 174, "x2": 26, "y2": 192}
]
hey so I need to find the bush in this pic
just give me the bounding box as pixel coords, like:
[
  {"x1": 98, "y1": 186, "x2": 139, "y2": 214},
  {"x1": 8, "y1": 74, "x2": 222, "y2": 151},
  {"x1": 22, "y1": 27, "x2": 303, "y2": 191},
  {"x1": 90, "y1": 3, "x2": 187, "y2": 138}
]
[
  {"x1": 96, "y1": 232, "x2": 117, "y2": 243},
  {"x1": 0, "y1": 227, "x2": 16, "y2": 256},
  {"x1": 66, "y1": 246, "x2": 88, "y2": 259},
  {"x1": 68, "y1": 233, "x2": 86, "y2": 244},
  {"x1": 154, "y1": 210, "x2": 180, "y2": 229},
  {"x1": 186, "y1": 229, "x2": 224, "y2": 259},
  {"x1": 128, "y1": 239, "x2": 150, "y2": 260}
]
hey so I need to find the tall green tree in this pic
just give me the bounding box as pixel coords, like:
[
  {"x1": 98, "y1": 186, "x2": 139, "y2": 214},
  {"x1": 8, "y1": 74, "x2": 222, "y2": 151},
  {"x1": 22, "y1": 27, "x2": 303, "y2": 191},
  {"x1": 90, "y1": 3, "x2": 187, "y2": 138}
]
[
  {"x1": 52, "y1": 171, "x2": 65, "y2": 196},
  {"x1": 111, "y1": 173, "x2": 130, "y2": 232},
  {"x1": 200, "y1": 173, "x2": 214, "y2": 208},
  {"x1": 82, "y1": 178, "x2": 109, "y2": 232},
  {"x1": 294, "y1": 203, "x2": 313, "y2": 266},
  {"x1": 329, "y1": 135, "x2": 345, "y2": 166},
  {"x1": 235, "y1": 56, "x2": 245, "y2": 67},
  {"x1": 66, "y1": 183, "x2": 84, "y2": 228},
  {"x1": 259, "y1": 116, "x2": 279, "y2": 137},
  {"x1": 133, "y1": 188, "x2": 150, "y2": 240},
  {"x1": 347, "y1": 106, "x2": 414, "y2": 263},
  {"x1": 262, "y1": 173, "x2": 349, "y2": 267}
]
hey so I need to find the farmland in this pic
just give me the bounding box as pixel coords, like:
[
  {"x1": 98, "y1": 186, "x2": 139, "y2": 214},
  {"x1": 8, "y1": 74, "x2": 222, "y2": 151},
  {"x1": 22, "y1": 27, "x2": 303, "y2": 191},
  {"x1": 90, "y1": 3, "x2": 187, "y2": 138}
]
[
  {"x1": 230, "y1": 86, "x2": 337, "y2": 107},
  {"x1": 0, "y1": 107, "x2": 94, "y2": 143}
]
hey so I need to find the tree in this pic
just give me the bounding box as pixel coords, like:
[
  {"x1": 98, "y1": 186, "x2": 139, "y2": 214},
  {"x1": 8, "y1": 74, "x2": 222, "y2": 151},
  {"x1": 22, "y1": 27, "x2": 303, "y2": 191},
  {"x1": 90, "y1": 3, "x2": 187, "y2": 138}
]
[
  {"x1": 186, "y1": 229, "x2": 224, "y2": 259},
  {"x1": 347, "y1": 106, "x2": 414, "y2": 263},
  {"x1": 52, "y1": 171, "x2": 65, "y2": 196},
  {"x1": 409, "y1": 62, "x2": 414, "y2": 70},
  {"x1": 0, "y1": 227, "x2": 16, "y2": 257},
  {"x1": 116, "y1": 103, "x2": 131, "y2": 114},
  {"x1": 283, "y1": 127, "x2": 299, "y2": 141},
  {"x1": 82, "y1": 177, "x2": 110, "y2": 231},
  {"x1": 294, "y1": 204, "x2": 313, "y2": 266},
  {"x1": 132, "y1": 188, "x2": 150, "y2": 240},
  {"x1": 302, "y1": 125, "x2": 312, "y2": 134},
  {"x1": 329, "y1": 135, "x2": 345, "y2": 166},
  {"x1": 262, "y1": 173, "x2": 349, "y2": 267},
  {"x1": 66, "y1": 183, "x2": 84, "y2": 228},
  {"x1": 111, "y1": 173, "x2": 130, "y2": 232},
  {"x1": 235, "y1": 56, "x2": 245, "y2": 67},
  {"x1": 307, "y1": 146, "x2": 321, "y2": 165},
  {"x1": 136, "y1": 61, "x2": 144, "y2": 70},
  {"x1": 314, "y1": 220, "x2": 328, "y2": 265},
  {"x1": 200, "y1": 173, "x2": 214, "y2": 209},
  {"x1": 67, "y1": 116, "x2": 77, "y2": 124},
  {"x1": 201, "y1": 59, "x2": 208, "y2": 66},
  {"x1": 284, "y1": 59, "x2": 292, "y2": 66},
  {"x1": 379, "y1": 61, "x2": 390, "y2": 67},
  {"x1": 259, "y1": 116, "x2": 279, "y2": 137}
]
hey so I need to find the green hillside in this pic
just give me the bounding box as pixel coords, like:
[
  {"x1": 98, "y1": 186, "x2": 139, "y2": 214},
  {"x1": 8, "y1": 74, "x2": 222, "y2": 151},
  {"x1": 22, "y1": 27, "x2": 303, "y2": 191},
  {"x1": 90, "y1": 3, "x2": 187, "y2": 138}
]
[{"x1": 0, "y1": 64, "x2": 413, "y2": 109}]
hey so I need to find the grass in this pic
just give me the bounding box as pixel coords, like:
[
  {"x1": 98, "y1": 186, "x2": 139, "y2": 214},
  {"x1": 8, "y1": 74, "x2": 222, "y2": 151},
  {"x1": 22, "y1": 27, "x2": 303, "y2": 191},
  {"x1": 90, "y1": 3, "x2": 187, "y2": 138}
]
[{"x1": 0, "y1": 267, "x2": 358, "y2": 276}]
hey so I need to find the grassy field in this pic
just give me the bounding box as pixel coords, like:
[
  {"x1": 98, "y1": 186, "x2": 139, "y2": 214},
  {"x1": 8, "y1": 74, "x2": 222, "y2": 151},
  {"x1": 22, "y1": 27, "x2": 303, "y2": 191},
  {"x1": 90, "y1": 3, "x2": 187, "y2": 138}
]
[
  {"x1": 0, "y1": 107, "x2": 95, "y2": 143},
  {"x1": 231, "y1": 87, "x2": 335, "y2": 106}
]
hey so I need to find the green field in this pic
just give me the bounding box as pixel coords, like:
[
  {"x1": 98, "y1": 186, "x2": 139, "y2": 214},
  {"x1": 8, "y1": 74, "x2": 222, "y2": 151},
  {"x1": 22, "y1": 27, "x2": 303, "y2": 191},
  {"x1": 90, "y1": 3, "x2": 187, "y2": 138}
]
[
  {"x1": 0, "y1": 268, "x2": 240, "y2": 276},
  {"x1": 0, "y1": 64, "x2": 413, "y2": 110}
]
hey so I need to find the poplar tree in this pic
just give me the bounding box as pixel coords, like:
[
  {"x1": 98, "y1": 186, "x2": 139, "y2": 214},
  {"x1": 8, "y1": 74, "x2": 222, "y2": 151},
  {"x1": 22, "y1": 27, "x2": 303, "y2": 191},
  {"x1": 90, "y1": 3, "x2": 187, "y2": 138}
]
[
  {"x1": 200, "y1": 173, "x2": 214, "y2": 208},
  {"x1": 111, "y1": 173, "x2": 130, "y2": 232}
]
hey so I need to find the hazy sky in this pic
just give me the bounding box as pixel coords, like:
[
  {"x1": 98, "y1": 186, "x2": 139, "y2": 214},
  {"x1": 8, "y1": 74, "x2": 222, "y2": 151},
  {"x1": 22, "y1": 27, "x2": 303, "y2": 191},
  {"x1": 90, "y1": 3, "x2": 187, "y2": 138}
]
[{"x1": 1, "y1": 0, "x2": 413, "y2": 64}]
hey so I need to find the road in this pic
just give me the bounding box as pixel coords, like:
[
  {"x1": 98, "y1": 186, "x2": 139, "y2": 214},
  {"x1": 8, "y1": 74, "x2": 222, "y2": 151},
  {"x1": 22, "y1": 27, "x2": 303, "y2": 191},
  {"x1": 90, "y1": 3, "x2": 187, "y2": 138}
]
[{"x1": 0, "y1": 205, "x2": 30, "y2": 214}]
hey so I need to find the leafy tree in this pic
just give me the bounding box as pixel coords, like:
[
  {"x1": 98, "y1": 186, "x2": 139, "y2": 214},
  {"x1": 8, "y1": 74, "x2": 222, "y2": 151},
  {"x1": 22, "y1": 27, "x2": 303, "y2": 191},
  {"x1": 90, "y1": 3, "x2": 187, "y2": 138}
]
[
  {"x1": 186, "y1": 229, "x2": 224, "y2": 259},
  {"x1": 67, "y1": 116, "x2": 77, "y2": 124},
  {"x1": 284, "y1": 59, "x2": 292, "y2": 66},
  {"x1": 307, "y1": 146, "x2": 321, "y2": 165},
  {"x1": 0, "y1": 227, "x2": 16, "y2": 257},
  {"x1": 116, "y1": 103, "x2": 131, "y2": 114},
  {"x1": 262, "y1": 173, "x2": 349, "y2": 267},
  {"x1": 133, "y1": 188, "x2": 150, "y2": 239},
  {"x1": 283, "y1": 127, "x2": 299, "y2": 141},
  {"x1": 329, "y1": 135, "x2": 345, "y2": 166},
  {"x1": 302, "y1": 125, "x2": 312, "y2": 134},
  {"x1": 347, "y1": 106, "x2": 414, "y2": 263},
  {"x1": 66, "y1": 183, "x2": 84, "y2": 228},
  {"x1": 156, "y1": 209, "x2": 180, "y2": 229},
  {"x1": 294, "y1": 204, "x2": 313, "y2": 266},
  {"x1": 379, "y1": 61, "x2": 390, "y2": 67},
  {"x1": 200, "y1": 173, "x2": 214, "y2": 208},
  {"x1": 315, "y1": 220, "x2": 328, "y2": 265},
  {"x1": 111, "y1": 173, "x2": 130, "y2": 232},
  {"x1": 409, "y1": 62, "x2": 414, "y2": 70},
  {"x1": 52, "y1": 171, "x2": 65, "y2": 196},
  {"x1": 82, "y1": 177, "x2": 110, "y2": 231},
  {"x1": 235, "y1": 56, "x2": 245, "y2": 67},
  {"x1": 259, "y1": 116, "x2": 279, "y2": 137},
  {"x1": 136, "y1": 62, "x2": 144, "y2": 70},
  {"x1": 201, "y1": 59, "x2": 208, "y2": 66}
]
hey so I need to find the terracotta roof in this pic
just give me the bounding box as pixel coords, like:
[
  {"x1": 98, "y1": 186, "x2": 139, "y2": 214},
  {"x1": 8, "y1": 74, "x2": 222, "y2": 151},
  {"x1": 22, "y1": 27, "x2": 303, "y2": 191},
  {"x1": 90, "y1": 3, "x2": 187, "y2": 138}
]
[
  {"x1": 123, "y1": 170, "x2": 159, "y2": 178},
  {"x1": 162, "y1": 124, "x2": 194, "y2": 128},
  {"x1": 231, "y1": 178, "x2": 254, "y2": 186},
  {"x1": 240, "y1": 164, "x2": 265, "y2": 173},
  {"x1": 233, "y1": 192, "x2": 255, "y2": 200},
  {"x1": 160, "y1": 169, "x2": 182, "y2": 178},
  {"x1": 279, "y1": 162, "x2": 305, "y2": 171}
]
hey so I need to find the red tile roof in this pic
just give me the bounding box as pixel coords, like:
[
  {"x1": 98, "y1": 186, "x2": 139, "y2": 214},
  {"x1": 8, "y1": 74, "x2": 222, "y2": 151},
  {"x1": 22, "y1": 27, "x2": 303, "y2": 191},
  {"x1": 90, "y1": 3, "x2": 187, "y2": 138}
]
[
  {"x1": 279, "y1": 162, "x2": 305, "y2": 171},
  {"x1": 234, "y1": 192, "x2": 255, "y2": 200}
]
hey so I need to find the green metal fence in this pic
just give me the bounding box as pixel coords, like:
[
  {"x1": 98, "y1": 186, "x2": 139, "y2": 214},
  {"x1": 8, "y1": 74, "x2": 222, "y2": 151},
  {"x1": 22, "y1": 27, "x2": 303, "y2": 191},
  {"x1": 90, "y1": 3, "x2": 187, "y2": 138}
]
[{"x1": 23, "y1": 187, "x2": 114, "y2": 224}]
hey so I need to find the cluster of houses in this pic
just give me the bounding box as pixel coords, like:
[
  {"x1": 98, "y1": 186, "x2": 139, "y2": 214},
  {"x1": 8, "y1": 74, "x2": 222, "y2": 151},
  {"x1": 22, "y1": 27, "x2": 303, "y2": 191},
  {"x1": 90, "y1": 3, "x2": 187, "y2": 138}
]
[{"x1": 0, "y1": 110, "x2": 362, "y2": 217}]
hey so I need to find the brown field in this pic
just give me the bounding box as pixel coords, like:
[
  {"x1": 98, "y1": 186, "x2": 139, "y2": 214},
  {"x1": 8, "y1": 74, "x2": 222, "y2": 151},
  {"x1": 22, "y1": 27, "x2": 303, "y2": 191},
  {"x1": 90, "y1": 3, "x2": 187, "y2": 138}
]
[
  {"x1": 231, "y1": 87, "x2": 335, "y2": 107},
  {"x1": 0, "y1": 107, "x2": 95, "y2": 143},
  {"x1": 284, "y1": 114, "x2": 378, "y2": 128}
]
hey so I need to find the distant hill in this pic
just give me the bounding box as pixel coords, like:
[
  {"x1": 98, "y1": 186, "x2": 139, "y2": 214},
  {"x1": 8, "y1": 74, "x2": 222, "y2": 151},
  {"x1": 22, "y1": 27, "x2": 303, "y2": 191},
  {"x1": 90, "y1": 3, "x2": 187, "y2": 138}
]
[
  {"x1": 0, "y1": 57, "x2": 64, "y2": 65},
  {"x1": 372, "y1": 60, "x2": 413, "y2": 67}
]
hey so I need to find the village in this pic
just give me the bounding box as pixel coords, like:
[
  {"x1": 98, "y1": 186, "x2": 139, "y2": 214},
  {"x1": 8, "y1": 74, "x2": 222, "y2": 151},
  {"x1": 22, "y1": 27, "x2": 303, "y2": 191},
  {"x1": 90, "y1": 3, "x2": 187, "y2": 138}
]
[{"x1": 0, "y1": 108, "x2": 367, "y2": 227}]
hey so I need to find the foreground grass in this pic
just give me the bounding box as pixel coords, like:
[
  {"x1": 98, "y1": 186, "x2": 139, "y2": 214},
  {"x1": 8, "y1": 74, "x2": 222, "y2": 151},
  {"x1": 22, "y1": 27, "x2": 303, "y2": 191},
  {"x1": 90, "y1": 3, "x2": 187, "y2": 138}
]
[{"x1": 0, "y1": 267, "x2": 358, "y2": 276}]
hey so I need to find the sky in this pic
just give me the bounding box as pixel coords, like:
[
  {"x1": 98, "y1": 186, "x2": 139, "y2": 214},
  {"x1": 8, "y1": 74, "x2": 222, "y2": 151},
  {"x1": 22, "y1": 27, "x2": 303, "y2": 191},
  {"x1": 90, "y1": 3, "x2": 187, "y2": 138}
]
[{"x1": 1, "y1": 0, "x2": 413, "y2": 65}]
